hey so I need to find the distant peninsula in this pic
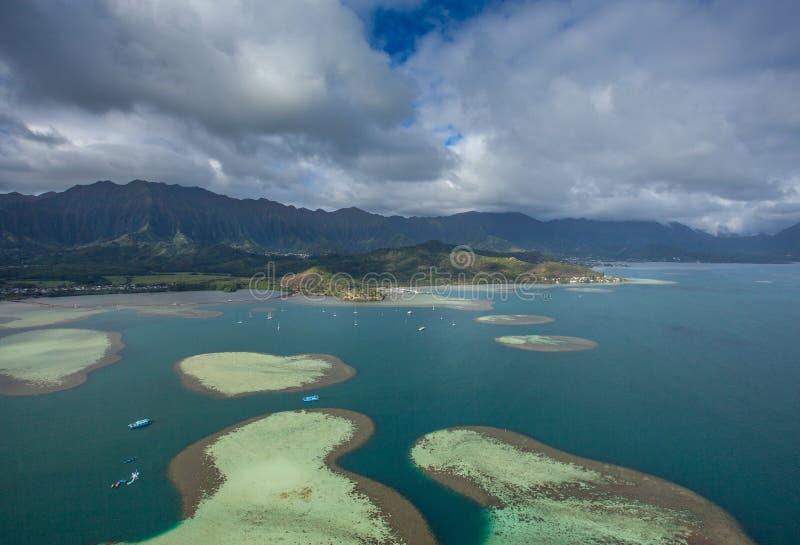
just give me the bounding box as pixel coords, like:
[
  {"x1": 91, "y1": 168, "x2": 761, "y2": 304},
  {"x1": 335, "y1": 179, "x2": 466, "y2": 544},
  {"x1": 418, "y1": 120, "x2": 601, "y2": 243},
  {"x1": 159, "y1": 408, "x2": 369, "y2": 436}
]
[{"x1": 1, "y1": 241, "x2": 622, "y2": 302}]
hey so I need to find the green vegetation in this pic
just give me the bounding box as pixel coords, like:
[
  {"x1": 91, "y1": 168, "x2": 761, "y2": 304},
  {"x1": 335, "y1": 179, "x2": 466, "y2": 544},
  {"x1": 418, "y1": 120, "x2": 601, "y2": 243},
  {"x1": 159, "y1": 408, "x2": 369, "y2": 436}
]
[{"x1": 1, "y1": 240, "x2": 619, "y2": 301}]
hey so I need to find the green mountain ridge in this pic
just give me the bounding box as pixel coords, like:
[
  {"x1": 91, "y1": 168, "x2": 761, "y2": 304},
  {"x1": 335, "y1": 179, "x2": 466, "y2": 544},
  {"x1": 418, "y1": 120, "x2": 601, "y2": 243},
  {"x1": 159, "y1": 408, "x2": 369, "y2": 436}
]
[{"x1": 1, "y1": 179, "x2": 798, "y2": 262}]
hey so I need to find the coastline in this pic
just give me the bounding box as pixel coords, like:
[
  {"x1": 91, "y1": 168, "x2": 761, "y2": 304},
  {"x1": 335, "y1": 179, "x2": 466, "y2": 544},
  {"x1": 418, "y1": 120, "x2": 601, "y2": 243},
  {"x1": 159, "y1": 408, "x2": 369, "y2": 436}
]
[
  {"x1": 413, "y1": 426, "x2": 755, "y2": 545},
  {"x1": 175, "y1": 353, "x2": 356, "y2": 398},
  {"x1": 0, "y1": 330, "x2": 125, "y2": 396},
  {"x1": 167, "y1": 409, "x2": 437, "y2": 545}
]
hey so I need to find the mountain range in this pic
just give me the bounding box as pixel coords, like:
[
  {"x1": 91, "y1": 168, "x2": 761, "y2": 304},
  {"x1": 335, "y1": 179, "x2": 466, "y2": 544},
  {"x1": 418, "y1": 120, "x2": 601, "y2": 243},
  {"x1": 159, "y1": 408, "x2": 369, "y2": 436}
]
[{"x1": 1, "y1": 180, "x2": 798, "y2": 263}]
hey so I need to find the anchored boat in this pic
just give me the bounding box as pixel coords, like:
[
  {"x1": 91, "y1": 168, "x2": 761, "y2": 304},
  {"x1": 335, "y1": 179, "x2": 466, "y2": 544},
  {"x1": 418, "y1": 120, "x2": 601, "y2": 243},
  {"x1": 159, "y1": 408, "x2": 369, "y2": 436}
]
[
  {"x1": 302, "y1": 394, "x2": 320, "y2": 402},
  {"x1": 128, "y1": 418, "x2": 151, "y2": 430}
]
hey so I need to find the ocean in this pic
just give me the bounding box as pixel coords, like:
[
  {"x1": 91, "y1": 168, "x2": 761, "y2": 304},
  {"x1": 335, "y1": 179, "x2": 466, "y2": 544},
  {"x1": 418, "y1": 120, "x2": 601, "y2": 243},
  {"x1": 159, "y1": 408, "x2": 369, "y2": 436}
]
[{"x1": 0, "y1": 263, "x2": 798, "y2": 545}]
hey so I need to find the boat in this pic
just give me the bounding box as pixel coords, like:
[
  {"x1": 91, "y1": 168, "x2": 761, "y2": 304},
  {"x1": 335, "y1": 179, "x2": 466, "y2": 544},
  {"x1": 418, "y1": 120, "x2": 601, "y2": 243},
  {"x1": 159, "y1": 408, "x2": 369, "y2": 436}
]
[
  {"x1": 407, "y1": 310, "x2": 413, "y2": 315},
  {"x1": 122, "y1": 457, "x2": 137, "y2": 464},
  {"x1": 267, "y1": 311, "x2": 273, "y2": 320},
  {"x1": 302, "y1": 394, "x2": 320, "y2": 402},
  {"x1": 418, "y1": 326, "x2": 426, "y2": 331},
  {"x1": 110, "y1": 469, "x2": 140, "y2": 489},
  {"x1": 128, "y1": 418, "x2": 152, "y2": 430},
  {"x1": 236, "y1": 320, "x2": 243, "y2": 324}
]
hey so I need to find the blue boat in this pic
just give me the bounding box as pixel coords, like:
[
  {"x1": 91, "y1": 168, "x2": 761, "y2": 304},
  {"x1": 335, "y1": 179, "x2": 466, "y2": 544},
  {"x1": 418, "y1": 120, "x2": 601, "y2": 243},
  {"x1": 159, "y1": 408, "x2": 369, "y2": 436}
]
[
  {"x1": 128, "y1": 418, "x2": 152, "y2": 430},
  {"x1": 302, "y1": 394, "x2": 319, "y2": 402}
]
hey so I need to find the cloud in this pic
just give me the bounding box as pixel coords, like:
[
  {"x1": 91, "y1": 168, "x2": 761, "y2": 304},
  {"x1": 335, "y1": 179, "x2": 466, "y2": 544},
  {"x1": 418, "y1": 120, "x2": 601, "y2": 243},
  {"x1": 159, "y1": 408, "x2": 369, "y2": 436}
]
[
  {"x1": 404, "y1": 0, "x2": 800, "y2": 233},
  {"x1": 0, "y1": 0, "x2": 449, "y2": 194},
  {"x1": 1, "y1": 0, "x2": 799, "y2": 234}
]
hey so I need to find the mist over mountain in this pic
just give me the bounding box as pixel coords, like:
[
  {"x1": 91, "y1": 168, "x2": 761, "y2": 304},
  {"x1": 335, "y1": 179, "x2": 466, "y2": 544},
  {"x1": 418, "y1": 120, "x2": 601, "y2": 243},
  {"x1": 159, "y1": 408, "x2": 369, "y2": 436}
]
[{"x1": 1, "y1": 180, "x2": 797, "y2": 262}]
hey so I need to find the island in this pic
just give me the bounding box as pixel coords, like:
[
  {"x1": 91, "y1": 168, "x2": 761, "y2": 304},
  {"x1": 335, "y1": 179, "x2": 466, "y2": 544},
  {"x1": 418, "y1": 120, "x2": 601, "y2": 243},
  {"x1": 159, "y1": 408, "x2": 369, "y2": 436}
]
[
  {"x1": 475, "y1": 314, "x2": 554, "y2": 325},
  {"x1": 411, "y1": 427, "x2": 755, "y2": 545},
  {"x1": 176, "y1": 351, "x2": 355, "y2": 397},
  {"x1": 0, "y1": 328, "x2": 124, "y2": 395},
  {"x1": 495, "y1": 334, "x2": 598, "y2": 352},
  {"x1": 121, "y1": 409, "x2": 437, "y2": 545}
]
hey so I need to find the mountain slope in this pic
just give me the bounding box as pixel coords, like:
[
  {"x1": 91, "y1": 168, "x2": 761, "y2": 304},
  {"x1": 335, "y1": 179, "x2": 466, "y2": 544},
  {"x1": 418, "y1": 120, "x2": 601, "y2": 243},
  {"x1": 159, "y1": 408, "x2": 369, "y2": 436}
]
[{"x1": 0, "y1": 179, "x2": 797, "y2": 261}]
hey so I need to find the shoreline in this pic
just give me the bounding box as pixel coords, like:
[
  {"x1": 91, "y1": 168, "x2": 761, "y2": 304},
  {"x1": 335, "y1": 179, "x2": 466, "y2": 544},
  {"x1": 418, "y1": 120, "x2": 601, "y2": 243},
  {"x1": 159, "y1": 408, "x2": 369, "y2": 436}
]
[
  {"x1": 0, "y1": 330, "x2": 125, "y2": 396},
  {"x1": 175, "y1": 353, "x2": 356, "y2": 398},
  {"x1": 413, "y1": 426, "x2": 755, "y2": 545},
  {"x1": 168, "y1": 409, "x2": 437, "y2": 545}
]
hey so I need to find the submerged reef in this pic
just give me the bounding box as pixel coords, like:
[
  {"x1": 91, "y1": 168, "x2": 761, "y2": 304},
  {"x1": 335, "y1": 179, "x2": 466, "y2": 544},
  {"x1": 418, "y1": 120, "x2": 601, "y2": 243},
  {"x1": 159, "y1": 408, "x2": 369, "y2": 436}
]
[
  {"x1": 120, "y1": 410, "x2": 437, "y2": 545},
  {"x1": 0, "y1": 328, "x2": 124, "y2": 395},
  {"x1": 495, "y1": 334, "x2": 598, "y2": 352},
  {"x1": 411, "y1": 427, "x2": 754, "y2": 545},
  {"x1": 476, "y1": 315, "x2": 554, "y2": 326},
  {"x1": 176, "y1": 351, "x2": 355, "y2": 397}
]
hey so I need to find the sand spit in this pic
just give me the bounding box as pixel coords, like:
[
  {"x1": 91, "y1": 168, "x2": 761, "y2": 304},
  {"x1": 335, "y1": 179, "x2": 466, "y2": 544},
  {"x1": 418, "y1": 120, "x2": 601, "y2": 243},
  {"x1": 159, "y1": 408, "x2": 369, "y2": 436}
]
[
  {"x1": 411, "y1": 427, "x2": 755, "y2": 545},
  {"x1": 0, "y1": 328, "x2": 124, "y2": 395},
  {"x1": 495, "y1": 334, "x2": 598, "y2": 352},
  {"x1": 475, "y1": 315, "x2": 554, "y2": 326},
  {"x1": 176, "y1": 352, "x2": 355, "y2": 398},
  {"x1": 120, "y1": 409, "x2": 436, "y2": 545}
]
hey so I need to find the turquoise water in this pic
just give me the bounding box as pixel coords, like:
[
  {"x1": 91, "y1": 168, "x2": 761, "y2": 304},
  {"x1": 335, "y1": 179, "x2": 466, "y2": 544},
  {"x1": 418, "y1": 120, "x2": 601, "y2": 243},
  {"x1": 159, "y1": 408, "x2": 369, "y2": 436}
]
[{"x1": 1, "y1": 263, "x2": 799, "y2": 545}]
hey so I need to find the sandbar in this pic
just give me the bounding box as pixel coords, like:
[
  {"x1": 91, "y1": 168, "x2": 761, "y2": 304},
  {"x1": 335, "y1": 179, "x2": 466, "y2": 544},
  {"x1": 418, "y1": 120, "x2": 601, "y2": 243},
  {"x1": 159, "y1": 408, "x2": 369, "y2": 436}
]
[
  {"x1": 411, "y1": 427, "x2": 754, "y2": 545},
  {"x1": 564, "y1": 287, "x2": 613, "y2": 293},
  {"x1": 623, "y1": 277, "x2": 676, "y2": 285},
  {"x1": 0, "y1": 301, "x2": 107, "y2": 329},
  {"x1": 475, "y1": 315, "x2": 554, "y2": 326},
  {"x1": 495, "y1": 334, "x2": 598, "y2": 352},
  {"x1": 0, "y1": 328, "x2": 124, "y2": 395},
  {"x1": 121, "y1": 409, "x2": 436, "y2": 545},
  {"x1": 133, "y1": 306, "x2": 222, "y2": 319},
  {"x1": 176, "y1": 351, "x2": 355, "y2": 397}
]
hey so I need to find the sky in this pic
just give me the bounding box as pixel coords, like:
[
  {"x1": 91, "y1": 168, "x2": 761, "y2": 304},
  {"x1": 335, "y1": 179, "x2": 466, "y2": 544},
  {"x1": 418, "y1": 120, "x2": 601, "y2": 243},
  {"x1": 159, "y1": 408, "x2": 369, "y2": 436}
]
[{"x1": 0, "y1": 0, "x2": 798, "y2": 234}]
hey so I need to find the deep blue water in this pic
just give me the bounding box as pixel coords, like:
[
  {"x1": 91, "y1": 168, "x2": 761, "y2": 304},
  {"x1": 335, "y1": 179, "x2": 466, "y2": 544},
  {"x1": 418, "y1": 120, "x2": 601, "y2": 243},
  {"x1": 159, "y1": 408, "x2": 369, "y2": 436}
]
[{"x1": 0, "y1": 263, "x2": 798, "y2": 545}]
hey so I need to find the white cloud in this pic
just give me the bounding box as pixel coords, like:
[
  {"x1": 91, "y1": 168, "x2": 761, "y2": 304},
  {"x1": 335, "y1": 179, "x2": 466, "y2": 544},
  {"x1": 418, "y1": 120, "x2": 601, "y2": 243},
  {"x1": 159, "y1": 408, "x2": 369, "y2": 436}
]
[{"x1": 405, "y1": 0, "x2": 800, "y2": 233}]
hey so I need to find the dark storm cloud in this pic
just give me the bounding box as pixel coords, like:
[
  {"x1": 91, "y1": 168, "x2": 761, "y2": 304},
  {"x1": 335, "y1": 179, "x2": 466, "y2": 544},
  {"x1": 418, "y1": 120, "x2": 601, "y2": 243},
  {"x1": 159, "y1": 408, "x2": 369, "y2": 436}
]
[{"x1": 0, "y1": 0, "x2": 799, "y2": 234}]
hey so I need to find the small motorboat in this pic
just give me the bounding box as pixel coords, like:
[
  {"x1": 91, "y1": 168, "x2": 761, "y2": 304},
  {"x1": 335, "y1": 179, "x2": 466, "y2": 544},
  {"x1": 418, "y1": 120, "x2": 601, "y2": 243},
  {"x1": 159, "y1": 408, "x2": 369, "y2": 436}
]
[
  {"x1": 418, "y1": 326, "x2": 426, "y2": 331},
  {"x1": 128, "y1": 418, "x2": 152, "y2": 430},
  {"x1": 123, "y1": 457, "x2": 137, "y2": 464},
  {"x1": 407, "y1": 310, "x2": 413, "y2": 315},
  {"x1": 302, "y1": 394, "x2": 320, "y2": 402},
  {"x1": 111, "y1": 469, "x2": 140, "y2": 489}
]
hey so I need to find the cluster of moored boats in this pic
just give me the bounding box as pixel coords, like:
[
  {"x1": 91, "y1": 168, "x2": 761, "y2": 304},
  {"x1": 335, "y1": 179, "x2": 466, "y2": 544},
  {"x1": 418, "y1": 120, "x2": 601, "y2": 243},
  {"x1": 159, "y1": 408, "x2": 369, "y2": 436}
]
[{"x1": 110, "y1": 418, "x2": 152, "y2": 489}]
